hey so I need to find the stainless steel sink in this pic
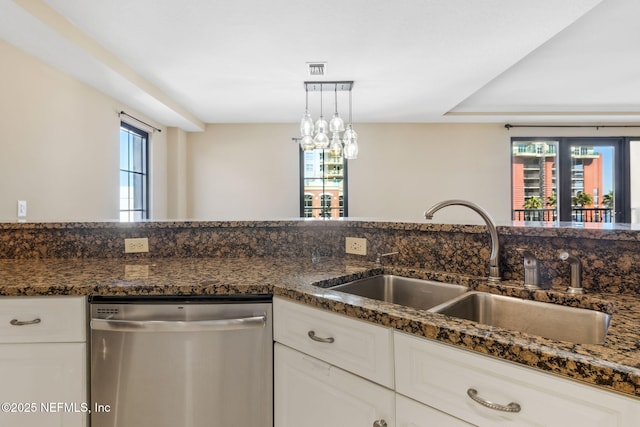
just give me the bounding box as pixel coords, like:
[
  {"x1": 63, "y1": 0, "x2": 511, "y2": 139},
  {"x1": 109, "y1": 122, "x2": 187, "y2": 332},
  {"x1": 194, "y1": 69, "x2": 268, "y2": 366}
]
[
  {"x1": 430, "y1": 291, "x2": 611, "y2": 344},
  {"x1": 330, "y1": 275, "x2": 469, "y2": 310}
]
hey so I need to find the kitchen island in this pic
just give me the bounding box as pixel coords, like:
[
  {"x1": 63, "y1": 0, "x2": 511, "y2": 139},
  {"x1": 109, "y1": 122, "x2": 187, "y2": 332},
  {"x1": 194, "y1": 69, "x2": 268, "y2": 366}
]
[{"x1": 0, "y1": 255, "x2": 638, "y2": 400}]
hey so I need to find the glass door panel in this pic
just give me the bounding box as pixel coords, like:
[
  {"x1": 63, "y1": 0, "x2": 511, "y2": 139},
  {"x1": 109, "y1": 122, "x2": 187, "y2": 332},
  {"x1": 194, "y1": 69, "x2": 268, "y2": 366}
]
[
  {"x1": 511, "y1": 140, "x2": 558, "y2": 222},
  {"x1": 569, "y1": 144, "x2": 615, "y2": 223},
  {"x1": 630, "y1": 140, "x2": 640, "y2": 224},
  {"x1": 512, "y1": 137, "x2": 626, "y2": 224}
]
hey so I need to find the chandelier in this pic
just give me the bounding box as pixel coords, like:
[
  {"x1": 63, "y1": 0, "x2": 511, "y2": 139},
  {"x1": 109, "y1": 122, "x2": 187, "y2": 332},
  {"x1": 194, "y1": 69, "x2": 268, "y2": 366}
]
[{"x1": 299, "y1": 81, "x2": 358, "y2": 160}]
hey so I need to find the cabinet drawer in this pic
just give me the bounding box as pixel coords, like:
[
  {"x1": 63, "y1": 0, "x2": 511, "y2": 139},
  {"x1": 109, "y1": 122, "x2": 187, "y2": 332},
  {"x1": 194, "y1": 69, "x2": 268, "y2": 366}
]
[
  {"x1": 0, "y1": 297, "x2": 86, "y2": 343},
  {"x1": 273, "y1": 297, "x2": 394, "y2": 388},
  {"x1": 395, "y1": 332, "x2": 640, "y2": 427}
]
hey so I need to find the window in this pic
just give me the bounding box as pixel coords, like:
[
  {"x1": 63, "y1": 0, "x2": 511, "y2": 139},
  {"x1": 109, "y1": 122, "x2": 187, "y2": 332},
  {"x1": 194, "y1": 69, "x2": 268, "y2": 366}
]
[
  {"x1": 300, "y1": 148, "x2": 348, "y2": 218},
  {"x1": 630, "y1": 140, "x2": 640, "y2": 222},
  {"x1": 511, "y1": 137, "x2": 630, "y2": 223},
  {"x1": 120, "y1": 122, "x2": 149, "y2": 221},
  {"x1": 303, "y1": 194, "x2": 313, "y2": 217}
]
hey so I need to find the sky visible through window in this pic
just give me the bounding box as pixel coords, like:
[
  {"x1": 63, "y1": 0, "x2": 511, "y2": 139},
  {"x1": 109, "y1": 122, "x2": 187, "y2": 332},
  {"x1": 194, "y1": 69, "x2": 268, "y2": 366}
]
[{"x1": 119, "y1": 124, "x2": 147, "y2": 221}]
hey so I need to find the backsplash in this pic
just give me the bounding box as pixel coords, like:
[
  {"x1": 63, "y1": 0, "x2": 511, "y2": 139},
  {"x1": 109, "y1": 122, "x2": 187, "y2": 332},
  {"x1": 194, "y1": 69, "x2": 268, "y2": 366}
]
[{"x1": 1, "y1": 220, "x2": 639, "y2": 295}]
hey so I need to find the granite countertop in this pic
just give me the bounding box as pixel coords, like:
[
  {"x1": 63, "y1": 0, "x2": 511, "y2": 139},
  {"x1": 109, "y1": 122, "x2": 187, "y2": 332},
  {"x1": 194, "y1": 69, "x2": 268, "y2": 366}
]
[{"x1": 0, "y1": 256, "x2": 638, "y2": 399}]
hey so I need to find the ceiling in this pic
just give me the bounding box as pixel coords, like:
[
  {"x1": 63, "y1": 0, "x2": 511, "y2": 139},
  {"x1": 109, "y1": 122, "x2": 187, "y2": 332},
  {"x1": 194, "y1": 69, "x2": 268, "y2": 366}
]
[{"x1": 2, "y1": 0, "x2": 638, "y2": 131}]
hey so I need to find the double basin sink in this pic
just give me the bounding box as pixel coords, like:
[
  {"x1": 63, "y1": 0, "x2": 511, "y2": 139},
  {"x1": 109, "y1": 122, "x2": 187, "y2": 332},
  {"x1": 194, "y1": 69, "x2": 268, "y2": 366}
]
[{"x1": 330, "y1": 275, "x2": 611, "y2": 344}]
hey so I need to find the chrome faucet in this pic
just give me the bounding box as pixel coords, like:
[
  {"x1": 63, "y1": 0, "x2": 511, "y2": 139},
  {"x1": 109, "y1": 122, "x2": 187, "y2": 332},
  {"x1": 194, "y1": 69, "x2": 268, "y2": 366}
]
[
  {"x1": 559, "y1": 251, "x2": 584, "y2": 294},
  {"x1": 375, "y1": 251, "x2": 399, "y2": 267},
  {"x1": 522, "y1": 250, "x2": 542, "y2": 290},
  {"x1": 424, "y1": 200, "x2": 500, "y2": 283}
]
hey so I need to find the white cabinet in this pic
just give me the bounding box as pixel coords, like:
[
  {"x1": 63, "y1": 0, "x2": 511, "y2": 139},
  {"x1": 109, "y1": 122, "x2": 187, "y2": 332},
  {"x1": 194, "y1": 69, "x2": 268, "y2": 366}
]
[
  {"x1": 275, "y1": 343, "x2": 395, "y2": 427},
  {"x1": 394, "y1": 331, "x2": 640, "y2": 427},
  {"x1": 273, "y1": 296, "x2": 395, "y2": 427},
  {"x1": 273, "y1": 296, "x2": 394, "y2": 388},
  {"x1": 0, "y1": 296, "x2": 87, "y2": 427},
  {"x1": 274, "y1": 297, "x2": 640, "y2": 427}
]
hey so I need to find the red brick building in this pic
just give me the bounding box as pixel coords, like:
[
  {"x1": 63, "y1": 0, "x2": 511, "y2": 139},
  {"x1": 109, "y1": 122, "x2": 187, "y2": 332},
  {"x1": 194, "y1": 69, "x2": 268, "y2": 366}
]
[{"x1": 512, "y1": 143, "x2": 603, "y2": 213}]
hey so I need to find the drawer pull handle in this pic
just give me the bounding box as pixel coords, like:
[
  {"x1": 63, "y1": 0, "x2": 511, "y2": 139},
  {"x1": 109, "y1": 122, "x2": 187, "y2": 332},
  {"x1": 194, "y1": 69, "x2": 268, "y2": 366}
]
[
  {"x1": 467, "y1": 388, "x2": 521, "y2": 413},
  {"x1": 10, "y1": 318, "x2": 42, "y2": 326},
  {"x1": 373, "y1": 420, "x2": 388, "y2": 427},
  {"x1": 307, "y1": 330, "x2": 335, "y2": 343}
]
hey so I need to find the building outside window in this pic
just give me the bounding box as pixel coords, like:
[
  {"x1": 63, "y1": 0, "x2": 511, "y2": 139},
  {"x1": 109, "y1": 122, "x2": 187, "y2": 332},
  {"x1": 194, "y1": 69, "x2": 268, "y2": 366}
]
[
  {"x1": 320, "y1": 194, "x2": 332, "y2": 217},
  {"x1": 303, "y1": 194, "x2": 313, "y2": 217},
  {"x1": 511, "y1": 137, "x2": 629, "y2": 223},
  {"x1": 300, "y1": 148, "x2": 347, "y2": 218},
  {"x1": 120, "y1": 122, "x2": 149, "y2": 221}
]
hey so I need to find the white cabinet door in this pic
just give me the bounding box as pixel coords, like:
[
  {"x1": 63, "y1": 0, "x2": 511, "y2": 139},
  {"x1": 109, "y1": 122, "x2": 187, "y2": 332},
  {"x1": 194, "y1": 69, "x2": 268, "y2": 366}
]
[
  {"x1": 396, "y1": 394, "x2": 475, "y2": 427},
  {"x1": 275, "y1": 343, "x2": 395, "y2": 427},
  {"x1": 273, "y1": 297, "x2": 394, "y2": 388},
  {"x1": 0, "y1": 342, "x2": 87, "y2": 427},
  {"x1": 395, "y1": 332, "x2": 640, "y2": 427}
]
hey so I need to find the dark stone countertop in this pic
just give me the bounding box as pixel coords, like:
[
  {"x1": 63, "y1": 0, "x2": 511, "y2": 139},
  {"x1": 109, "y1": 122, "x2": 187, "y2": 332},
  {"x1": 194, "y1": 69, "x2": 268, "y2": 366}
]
[{"x1": 0, "y1": 256, "x2": 639, "y2": 399}]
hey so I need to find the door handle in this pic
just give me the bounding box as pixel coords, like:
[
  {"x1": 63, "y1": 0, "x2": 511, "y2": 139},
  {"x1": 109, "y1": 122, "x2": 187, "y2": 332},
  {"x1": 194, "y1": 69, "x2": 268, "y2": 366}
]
[
  {"x1": 91, "y1": 315, "x2": 266, "y2": 333},
  {"x1": 466, "y1": 388, "x2": 521, "y2": 413},
  {"x1": 307, "y1": 330, "x2": 335, "y2": 343},
  {"x1": 10, "y1": 318, "x2": 42, "y2": 326}
]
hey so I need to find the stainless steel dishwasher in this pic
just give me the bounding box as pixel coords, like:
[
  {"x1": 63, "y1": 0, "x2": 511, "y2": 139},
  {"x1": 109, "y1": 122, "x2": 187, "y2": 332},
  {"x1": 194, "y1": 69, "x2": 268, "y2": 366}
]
[{"x1": 90, "y1": 295, "x2": 272, "y2": 427}]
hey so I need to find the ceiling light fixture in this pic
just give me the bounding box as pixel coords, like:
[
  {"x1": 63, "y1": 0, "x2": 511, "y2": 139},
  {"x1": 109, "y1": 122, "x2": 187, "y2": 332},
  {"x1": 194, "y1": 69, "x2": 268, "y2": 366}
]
[{"x1": 299, "y1": 81, "x2": 358, "y2": 159}]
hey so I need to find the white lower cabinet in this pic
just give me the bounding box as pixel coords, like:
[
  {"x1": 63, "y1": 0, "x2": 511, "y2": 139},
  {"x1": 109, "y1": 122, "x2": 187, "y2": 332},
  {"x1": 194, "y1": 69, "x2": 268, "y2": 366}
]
[
  {"x1": 273, "y1": 296, "x2": 394, "y2": 388},
  {"x1": 394, "y1": 331, "x2": 640, "y2": 427},
  {"x1": 0, "y1": 296, "x2": 87, "y2": 427},
  {"x1": 396, "y1": 394, "x2": 474, "y2": 427},
  {"x1": 0, "y1": 342, "x2": 87, "y2": 427},
  {"x1": 275, "y1": 343, "x2": 395, "y2": 427},
  {"x1": 273, "y1": 297, "x2": 395, "y2": 427},
  {"x1": 273, "y1": 297, "x2": 640, "y2": 427}
]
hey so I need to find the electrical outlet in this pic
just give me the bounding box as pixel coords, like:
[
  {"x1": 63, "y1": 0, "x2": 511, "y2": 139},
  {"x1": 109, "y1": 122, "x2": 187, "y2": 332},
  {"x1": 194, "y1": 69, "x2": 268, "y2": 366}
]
[
  {"x1": 345, "y1": 237, "x2": 367, "y2": 255},
  {"x1": 124, "y1": 238, "x2": 149, "y2": 253}
]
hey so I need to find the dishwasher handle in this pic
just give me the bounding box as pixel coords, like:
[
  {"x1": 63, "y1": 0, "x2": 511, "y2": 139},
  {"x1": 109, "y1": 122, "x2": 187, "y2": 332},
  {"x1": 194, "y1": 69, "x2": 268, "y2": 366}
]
[{"x1": 91, "y1": 314, "x2": 266, "y2": 333}]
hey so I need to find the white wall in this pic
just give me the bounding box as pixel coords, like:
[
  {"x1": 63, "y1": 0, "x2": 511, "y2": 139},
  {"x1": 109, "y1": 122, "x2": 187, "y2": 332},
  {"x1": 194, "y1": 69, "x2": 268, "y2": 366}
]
[
  {"x1": 184, "y1": 123, "x2": 514, "y2": 224},
  {"x1": 347, "y1": 123, "x2": 511, "y2": 223},
  {"x1": 185, "y1": 123, "x2": 640, "y2": 225},
  {"x1": 187, "y1": 124, "x2": 299, "y2": 220},
  {"x1": 162, "y1": 119, "x2": 640, "y2": 224},
  {"x1": 166, "y1": 127, "x2": 188, "y2": 219},
  {"x1": 0, "y1": 39, "x2": 168, "y2": 221}
]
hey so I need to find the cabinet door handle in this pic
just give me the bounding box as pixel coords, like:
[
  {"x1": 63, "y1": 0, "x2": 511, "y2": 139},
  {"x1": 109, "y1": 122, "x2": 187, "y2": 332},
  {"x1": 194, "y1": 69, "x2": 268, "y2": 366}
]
[
  {"x1": 10, "y1": 318, "x2": 42, "y2": 326},
  {"x1": 373, "y1": 420, "x2": 388, "y2": 427},
  {"x1": 467, "y1": 388, "x2": 521, "y2": 413},
  {"x1": 307, "y1": 330, "x2": 335, "y2": 343}
]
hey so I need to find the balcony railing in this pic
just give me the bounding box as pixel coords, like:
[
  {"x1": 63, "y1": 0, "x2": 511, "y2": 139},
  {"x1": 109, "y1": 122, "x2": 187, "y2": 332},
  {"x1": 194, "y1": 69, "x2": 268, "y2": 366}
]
[
  {"x1": 571, "y1": 208, "x2": 613, "y2": 223},
  {"x1": 513, "y1": 208, "x2": 557, "y2": 222},
  {"x1": 513, "y1": 208, "x2": 613, "y2": 223}
]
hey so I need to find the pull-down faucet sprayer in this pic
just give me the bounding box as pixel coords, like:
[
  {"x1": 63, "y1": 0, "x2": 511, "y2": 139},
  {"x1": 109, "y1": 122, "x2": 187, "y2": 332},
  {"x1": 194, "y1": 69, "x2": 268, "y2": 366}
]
[
  {"x1": 424, "y1": 199, "x2": 501, "y2": 283},
  {"x1": 559, "y1": 251, "x2": 584, "y2": 294}
]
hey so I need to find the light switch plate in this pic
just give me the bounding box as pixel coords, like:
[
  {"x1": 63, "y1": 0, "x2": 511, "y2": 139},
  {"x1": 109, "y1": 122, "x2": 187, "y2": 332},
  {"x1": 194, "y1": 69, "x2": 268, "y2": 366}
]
[{"x1": 17, "y1": 200, "x2": 27, "y2": 218}]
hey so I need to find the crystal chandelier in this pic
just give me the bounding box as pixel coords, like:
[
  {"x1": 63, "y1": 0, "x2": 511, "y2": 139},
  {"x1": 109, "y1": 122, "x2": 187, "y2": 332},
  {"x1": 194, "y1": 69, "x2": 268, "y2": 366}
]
[{"x1": 299, "y1": 81, "x2": 358, "y2": 159}]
